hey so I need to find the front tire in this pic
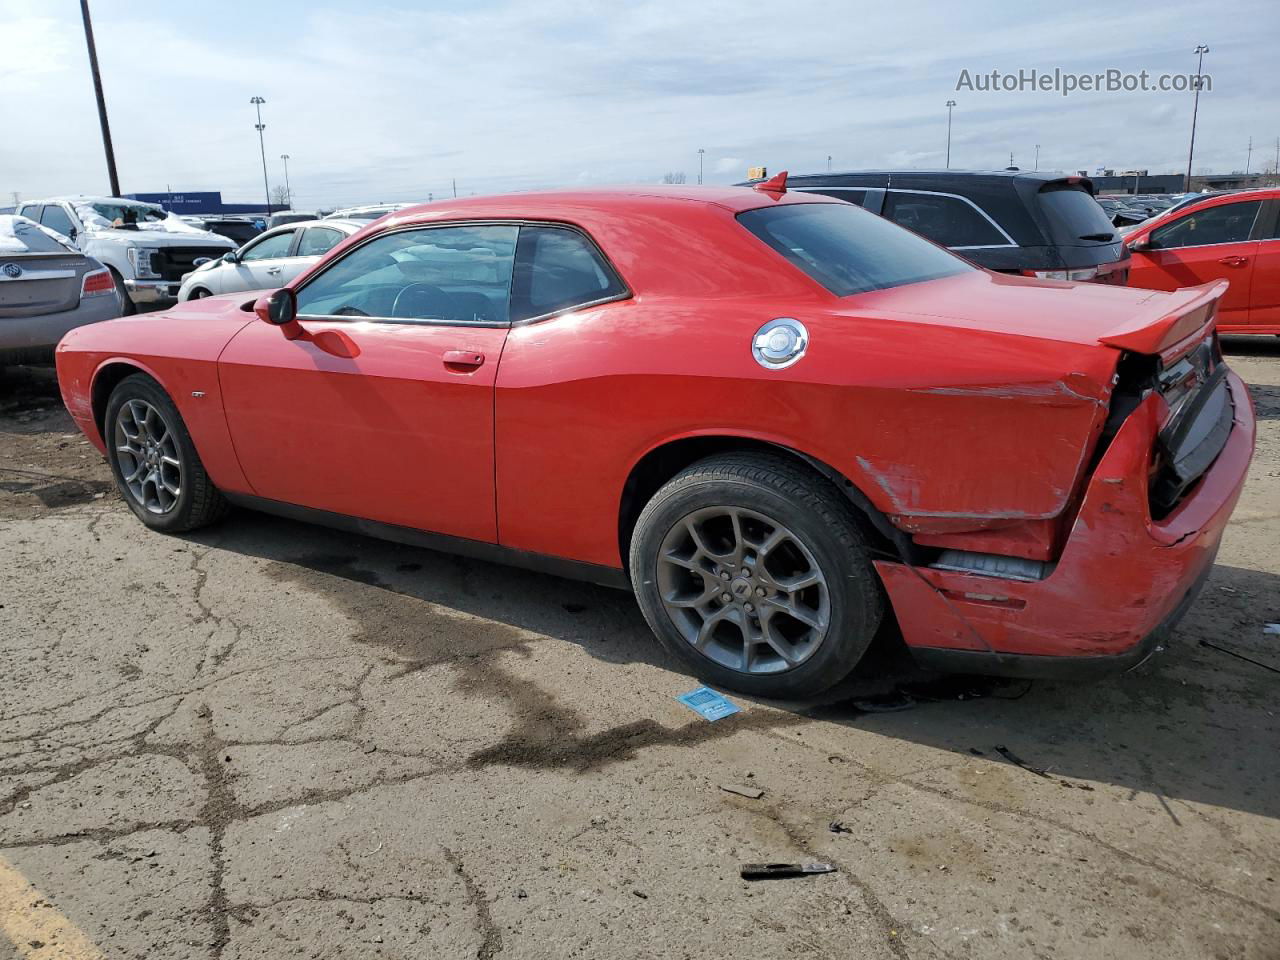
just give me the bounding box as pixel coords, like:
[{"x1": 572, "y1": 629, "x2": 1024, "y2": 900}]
[
  {"x1": 629, "y1": 453, "x2": 883, "y2": 700},
  {"x1": 108, "y1": 268, "x2": 138, "y2": 315},
  {"x1": 104, "y1": 373, "x2": 228, "y2": 532}
]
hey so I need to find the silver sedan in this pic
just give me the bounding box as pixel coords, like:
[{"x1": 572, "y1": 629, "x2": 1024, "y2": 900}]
[
  {"x1": 0, "y1": 215, "x2": 123, "y2": 364},
  {"x1": 176, "y1": 219, "x2": 364, "y2": 301}
]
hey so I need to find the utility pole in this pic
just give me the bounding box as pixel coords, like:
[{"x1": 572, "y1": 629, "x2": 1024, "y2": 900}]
[
  {"x1": 1185, "y1": 44, "x2": 1209, "y2": 191},
  {"x1": 697, "y1": 148, "x2": 705, "y2": 185},
  {"x1": 250, "y1": 97, "x2": 271, "y2": 213},
  {"x1": 1034, "y1": 144, "x2": 1040, "y2": 171},
  {"x1": 79, "y1": 0, "x2": 120, "y2": 196},
  {"x1": 945, "y1": 100, "x2": 956, "y2": 168},
  {"x1": 1245, "y1": 137, "x2": 1252, "y2": 175},
  {"x1": 1009, "y1": 151, "x2": 1015, "y2": 168},
  {"x1": 279, "y1": 154, "x2": 291, "y2": 207},
  {"x1": 452, "y1": 178, "x2": 457, "y2": 198},
  {"x1": 827, "y1": 154, "x2": 832, "y2": 172}
]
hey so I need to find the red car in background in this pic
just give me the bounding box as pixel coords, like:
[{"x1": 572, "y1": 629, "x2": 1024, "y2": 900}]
[
  {"x1": 1125, "y1": 188, "x2": 1280, "y2": 334},
  {"x1": 55, "y1": 180, "x2": 1255, "y2": 699}
]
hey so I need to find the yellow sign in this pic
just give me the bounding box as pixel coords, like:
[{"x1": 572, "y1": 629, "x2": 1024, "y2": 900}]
[{"x1": 747, "y1": 166, "x2": 767, "y2": 180}]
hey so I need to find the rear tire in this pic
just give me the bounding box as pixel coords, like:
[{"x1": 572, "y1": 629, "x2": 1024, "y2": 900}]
[
  {"x1": 629, "y1": 453, "x2": 883, "y2": 700},
  {"x1": 104, "y1": 373, "x2": 228, "y2": 533}
]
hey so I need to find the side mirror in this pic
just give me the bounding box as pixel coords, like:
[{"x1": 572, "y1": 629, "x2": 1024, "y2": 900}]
[
  {"x1": 1128, "y1": 235, "x2": 1151, "y2": 252},
  {"x1": 254, "y1": 288, "x2": 305, "y2": 339},
  {"x1": 223, "y1": 251, "x2": 240, "y2": 264}
]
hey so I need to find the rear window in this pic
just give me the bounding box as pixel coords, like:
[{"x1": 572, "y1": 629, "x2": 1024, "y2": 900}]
[
  {"x1": 1037, "y1": 185, "x2": 1118, "y2": 245},
  {"x1": 738, "y1": 202, "x2": 971, "y2": 297},
  {"x1": 0, "y1": 215, "x2": 76, "y2": 254}
]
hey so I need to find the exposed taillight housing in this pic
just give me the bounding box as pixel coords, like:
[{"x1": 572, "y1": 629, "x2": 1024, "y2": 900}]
[
  {"x1": 81, "y1": 268, "x2": 115, "y2": 299},
  {"x1": 1026, "y1": 266, "x2": 1100, "y2": 281}
]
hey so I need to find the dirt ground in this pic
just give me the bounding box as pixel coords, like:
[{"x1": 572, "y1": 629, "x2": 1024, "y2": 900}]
[{"x1": 1, "y1": 339, "x2": 1277, "y2": 960}]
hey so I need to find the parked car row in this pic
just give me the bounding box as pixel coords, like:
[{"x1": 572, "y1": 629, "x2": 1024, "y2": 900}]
[{"x1": 14, "y1": 196, "x2": 236, "y2": 313}]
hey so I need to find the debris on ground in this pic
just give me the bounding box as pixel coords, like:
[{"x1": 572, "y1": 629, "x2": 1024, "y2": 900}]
[
  {"x1": 720, "y1": 783, "x2": 765, "y2": 800},
  {"x1": 740, "y1": 862, "x2": 837, "y2": 880},
  {"x1": 995, "y1": 744, "x2": 1095, "y2": 791},
  {"x1": 1199, "y1": 639, "x2": 1280, "y2": 675},
  {"x1": 676, "y1": 686, "x2": 740, "y2": 721},
  {"x1": 828, "y1": 821, "x2": 853, "y2": 834}
]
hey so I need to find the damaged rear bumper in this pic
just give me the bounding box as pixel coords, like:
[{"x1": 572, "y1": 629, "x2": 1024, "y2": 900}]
[{"x1": 874, "y1": 370, "x2": 1255, "y2": 678}]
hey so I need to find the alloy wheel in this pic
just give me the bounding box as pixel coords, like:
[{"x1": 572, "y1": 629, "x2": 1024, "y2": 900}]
[
  {"x1": 114, "y1": 399, "x2": 182, "y2": 514},
  {"x1": 655, "y1": 506, "x2": 830, "y2": 675}
]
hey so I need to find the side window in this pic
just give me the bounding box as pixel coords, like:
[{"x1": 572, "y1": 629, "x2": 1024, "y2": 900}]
[
  {"x1": 240, "y1": 230, "x2": 296, "y2": 261},
  {"x1": 295, "y1": 224, "x2": 519, "y2": 322},
  {"x1": 18, "y1": 204, "x2": 42, "y2": 221},
  {"x1": 883, "y1": 192, "x2": 1008, "y2": 248},
  {"x1": 510, "y1": 226, "x2": 626, "y2": 322},
  {"x1": 297, "y1": 227, "x2": 344, "y2": 257},
  {"x1": 804, "y1": 189, "x2": 868, "y2": 207},
  {"x1": 1151, "y1": 200, "x2": 1262, "y2": 249},
  {"x1": 40, "y1": 205, "x2": 76, "y2": 238}
]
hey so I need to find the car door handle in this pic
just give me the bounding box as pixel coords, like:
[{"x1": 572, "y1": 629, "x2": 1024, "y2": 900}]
[
  {"x1": 265, "y1": 266, "x2": 283, "y2": 275},
  {"x1": 1217, "y1": 256, "x2": 1249, "y2": 267},
  {"x1": 443, "y1": 349, "x2": 485, "y2": 368}
]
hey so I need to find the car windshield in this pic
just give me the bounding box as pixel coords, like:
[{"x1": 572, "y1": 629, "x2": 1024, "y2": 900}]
[
  {"x1": 737, "y1": 202, "x2": 971, "y2": 297},
  {"x1": 91, "y1": 203, "x2": 167, "y2": 227}
]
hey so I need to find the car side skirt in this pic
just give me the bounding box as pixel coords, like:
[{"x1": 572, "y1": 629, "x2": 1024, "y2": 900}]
[{"x1": 222, "y1": 493, "x2": 632, "y2": 590}]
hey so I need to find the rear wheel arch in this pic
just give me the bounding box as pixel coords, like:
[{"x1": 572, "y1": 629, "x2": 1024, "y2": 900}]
[{"x1": 617, "y1": 435, "x2": 913, "y2": 572}]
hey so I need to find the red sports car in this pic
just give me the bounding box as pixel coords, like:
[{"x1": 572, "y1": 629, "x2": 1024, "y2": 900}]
[
  {"x1": 1125, "y1": 188, "x2": 1280, "y2": 334},
  {"x1": 55, "y1": 178, "x2": 1255, "y2": 699}
]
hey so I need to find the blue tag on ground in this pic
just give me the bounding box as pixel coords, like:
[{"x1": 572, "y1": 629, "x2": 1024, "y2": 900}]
[{"x1": 676, "y1": 686, "x2": 741, "y2": 722}]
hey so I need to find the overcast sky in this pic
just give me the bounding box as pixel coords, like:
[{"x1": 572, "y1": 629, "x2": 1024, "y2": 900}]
[{"x1": 2, "y1": 0, "x2": 1276, "y2": 209}]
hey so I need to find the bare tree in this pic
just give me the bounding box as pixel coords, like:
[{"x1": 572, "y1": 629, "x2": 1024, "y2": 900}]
[
  {"x1": 661, "y1": 171, "x2": 687, "y2": 184},
  {"x1": 270, "y1": 184, "x2": 291, "y2": 208}
]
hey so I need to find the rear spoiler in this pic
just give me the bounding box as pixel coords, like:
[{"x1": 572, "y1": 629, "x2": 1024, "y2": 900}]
[{"x1": 1097, "y1": 280, "x2": 1228, "y2": 357}]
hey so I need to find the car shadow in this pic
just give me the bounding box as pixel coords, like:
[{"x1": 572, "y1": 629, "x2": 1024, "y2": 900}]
[{"x1": 185, "y1": 510, "x2": 1280, "y2": 824}]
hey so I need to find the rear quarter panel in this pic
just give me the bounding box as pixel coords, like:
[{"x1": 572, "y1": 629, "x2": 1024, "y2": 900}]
[{"x1": 494, "y1": 288, "x2": 1117, "y2": 569}]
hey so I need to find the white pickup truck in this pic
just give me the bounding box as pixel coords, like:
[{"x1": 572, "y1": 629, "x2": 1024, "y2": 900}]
[{"x1": 15, "y1": 196, "x2": 236, "y2": 313}]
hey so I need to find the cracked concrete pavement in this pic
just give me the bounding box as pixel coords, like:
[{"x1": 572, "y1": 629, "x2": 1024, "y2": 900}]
[{"x1": 1, "y1": 340, "x2": 1277, "y2": 959}]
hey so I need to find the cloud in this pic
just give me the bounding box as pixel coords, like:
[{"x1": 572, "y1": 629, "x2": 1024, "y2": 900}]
[{"x1": 0, "y1": 0, "x2": 1272, "y2": 207}]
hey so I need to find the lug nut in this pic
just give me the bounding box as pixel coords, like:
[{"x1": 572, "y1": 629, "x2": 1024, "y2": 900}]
[
  {"x1": 720, "y1": 593, "x2": 732, "y2": 603},
  {"x1": 756, "y1": 586, "x2": 766, "y2": 597},
  {"x1": 720, "y1": 571, "x2": 730, "y2": 580},
  {"x1": 744, "y1": 602, "x2": 754, "y2": 613}
]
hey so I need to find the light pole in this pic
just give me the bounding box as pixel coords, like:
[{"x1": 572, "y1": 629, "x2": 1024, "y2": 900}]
[
  {"x1": 279, "y1": 154, "x2": 292, "y2": 208},
  {"x1": 697, "y1": 148, "x2": 705, "y2": 185},
  {"x1": 250, "y1": 96, "x2": 271, "y2": 213},
  {"x1": 1185, "y1": 45, "x2": 1209, "y2": 191},
  {"x1": 1034, "y1": 144, "x2": 1040, "y2": 171},
  {"x1": 1245, "y1": 137, "x2": 1252, "y2": 176},
  {"x1": 827, "y1": 154, "x2": 832, "y2": 172},
  {"x1": 79, "y1": 0, "x2": 120, "y2": 196},
  {"x1": 945, "y1": 100, "x2": 956, "y2": 168}
]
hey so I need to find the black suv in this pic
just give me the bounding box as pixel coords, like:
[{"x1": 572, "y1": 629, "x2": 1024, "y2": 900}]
[{"x1": 745, "y1": 170, "x2": 1130, "y2": 284}]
